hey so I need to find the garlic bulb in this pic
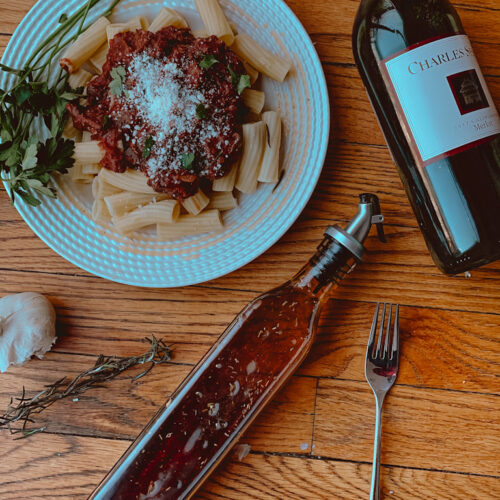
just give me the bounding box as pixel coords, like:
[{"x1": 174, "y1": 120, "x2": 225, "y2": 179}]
[{"x1": 0, "y1": 292, "x2": 56, "y2": 373}]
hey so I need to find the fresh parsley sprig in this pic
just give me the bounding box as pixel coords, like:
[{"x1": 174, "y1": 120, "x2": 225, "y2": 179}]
[
  {"x1": 109, "y1": 66, "x2": 127, "y2": 96},
  {"x1": 0, "y1": 0, "x2": 121, "y2": 207},
  {"x1": 228, "y1": 65, "x2": 251, "y2": 95}
]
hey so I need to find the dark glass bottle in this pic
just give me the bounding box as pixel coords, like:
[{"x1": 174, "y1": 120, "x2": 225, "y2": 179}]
[
  {"x1": 353, "y1": 0, "x2": 500, "y2": 275},
  {"x1": 89, "y1": 194, "x2": 386, "y2": 500}
]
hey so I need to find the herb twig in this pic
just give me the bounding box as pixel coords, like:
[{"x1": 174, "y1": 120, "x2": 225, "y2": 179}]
[{"x1": 0, "y1": 335, "x2": 172, "y2": 439}]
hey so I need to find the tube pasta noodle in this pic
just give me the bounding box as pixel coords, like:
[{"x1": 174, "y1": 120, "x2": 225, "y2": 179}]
[
  {"x1": 71, "y1": 164, "x2": 94, "y2": 183},
  {"x1": 74, "y1": 141, "x2": 105, "y2": 165},
  {"x1": 89, "y1": 43, "x2": 108, "y2": 74},
  {"x1": 235, "y1": 121, "x2": 266, "y2": 194},
  {"x1": 104, "y1": 192, "x2": 168, "y2": 218},
  {"x1": 106, "y1": 17, "x2": 143, "y2": 44},
  {"x1": 181, "y1": 190, "x2": 210, "y2": 216},
  {"x1": 207, "y1": 192, "x2": 238, "y2": 211},
  {"x1": 60, "y1": 17, "x2": 110, "y2": 73},
  {"x1": 212, "y1": 162, "x2": 239, "y2": 192},
  {"x1": 149, "y1": 7, "x2": 188, "y2": 32},
  {"x1": 258, "y1": 111, "x2": 282, "y2": 183},
  {"x1": 138, "y1": 16, "x2": 150, "y2": 30},
  {"x1": 232, "y1": 34, "x2": 291, "y2": 82},
  {"x1": 158, "y1": 209, "x2": 223, "y2": 239},
  {"x1": 194, "y1": 0, "x2": 234, "y2": 45},
  {"x1": 92, "y1": 199, "x2": 111, "y2": 223},
  {"x1": 242, "y1": 89, "x2": 265, "y2": 114},
  {"x1": 99, "y1": 168, "x2": 156, "y2": 194},
  {"x1": 92, "y1": 175, "x2": 122, "y2": 199},
  {"x1": 192, "y1": 29, "x2": 208, "y2": 38},
  {"x1": 242, "y1": 61, "x2": 259, "y2": 85},
  {"x1": 68, "y1": 68, "x2": 92, "y2": 89},
  {"x1": 112, "y1": 200, "x2": 180, "y2": 235},
  {"x1": 63, "y1": 118, "x2": 82, "y2": 141}
]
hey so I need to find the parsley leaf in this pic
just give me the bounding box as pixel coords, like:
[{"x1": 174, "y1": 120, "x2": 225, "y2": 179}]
[
  {"x1": 196, "y1": 103, "x2": 207, "y2": 120},
  {"x1": 200, "y1": 55, "x2": 219, "y2": 70},
  {"x1": 21, "y1": 142, "x2": 38, "y2": 170},
  {"x1": 228, "y1": 65, "x2": 238, "y2": 85},
  {"x1": 103, "y1": 115, "x2": 111, "y2": 130},
  {"x1": 142, "y1": 136, "x2": 155, "y2": 159},
  {"x1": 58, "y1": 13, "x2": 68, "y2": 24},
  {"x1": 109, "y1": 66, "x2": 127, "y2": 96},
  {"x1": 237, "y1": 74, "x2": 251, "y2": 95},
  {"x1": 181, "y1": 152, "x2": 195, "y2": 170}
]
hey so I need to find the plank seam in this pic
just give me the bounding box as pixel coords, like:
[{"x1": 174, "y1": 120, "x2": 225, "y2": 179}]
[{"x1": 249, "y1": 450, "x2": 500, "y2": 479}]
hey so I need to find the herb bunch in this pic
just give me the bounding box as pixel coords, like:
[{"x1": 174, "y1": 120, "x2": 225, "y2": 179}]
[
  {"x1": 0, "y1": 335, "x2": 172, "y2": 439},
  {"x1": 0, "y1": 0, "x2": 120, "y2": 206}
]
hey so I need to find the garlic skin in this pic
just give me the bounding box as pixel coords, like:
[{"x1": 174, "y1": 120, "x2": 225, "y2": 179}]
[{"x1": 0, "y1": 292, "x2": 56, "y2": 373}]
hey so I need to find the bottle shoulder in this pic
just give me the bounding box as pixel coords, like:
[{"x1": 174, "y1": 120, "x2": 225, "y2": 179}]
[{"x1": 353, "y1": 0, "x2": 463, "y2": 60}]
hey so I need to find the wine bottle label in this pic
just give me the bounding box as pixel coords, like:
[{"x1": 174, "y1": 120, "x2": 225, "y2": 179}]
[{"x1": 381, "y1": 34, "x2": 500, "y2": 167}]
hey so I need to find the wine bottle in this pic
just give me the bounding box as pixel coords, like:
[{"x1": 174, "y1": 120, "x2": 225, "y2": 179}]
[
  {"x1": 353, "y1": 0, "x2": 500, "y2": 275},
  {"x1": 89, "y1": 194, "x2": 386, "y2": 500}
]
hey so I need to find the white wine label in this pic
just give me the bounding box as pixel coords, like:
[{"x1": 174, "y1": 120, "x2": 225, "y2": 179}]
[{"x1": 381, "y1": 34, "x2": 500, "y2": 167}]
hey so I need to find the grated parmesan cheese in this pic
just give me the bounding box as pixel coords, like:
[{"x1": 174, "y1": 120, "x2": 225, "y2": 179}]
[{"x1": 121, "y1": 53, "x2": 222, "y2": 176}]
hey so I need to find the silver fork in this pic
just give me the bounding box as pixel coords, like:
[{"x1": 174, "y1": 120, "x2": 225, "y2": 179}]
[{"x1": 365, "y1": 303, "x2": 400, "y2": 500}]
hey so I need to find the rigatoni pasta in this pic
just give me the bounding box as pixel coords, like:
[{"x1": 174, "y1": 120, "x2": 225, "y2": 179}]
[
  {"x1": 207, "y1": 192, "x2": 238, "y2": 211},
  {"x1": 99, "y1": 168, "x2": 156, "y2": 194},
  {"x1": 232, "y1": 34, "x2": 291, "y2": 82},
  {"x1": 68, "y1": 68, "x2": 93, "y2": 90},
  {"x1": 243, "y1": 89, "x2": 265, "y2": 114},
  {"x1": 158, "y1": 210, "x2": 223, "y2": 239},
  {"x1": 212, "y1": 162, "x2": 239, "y2": 192},
  {"x1": 74, "y1": 141, "x2": 105, "y2": 165},
  {"x1": 89, "y1": 43, "x2": 108, "y2": 74},
  {"x1": 104, "y1": 192, "x2": 168, "y2": 218},
  {"x1": 181, "y1": 190, "x2": 210, "y2": 216},
  {"x1": 194, "y1": 0, "x2": 234, "y2": 45},
  {"x1": 236, "y1": 121, "x2": 267, "y2": 194},
  {"x1": 112, "y1": 200, "x2": 180, "y2": 235},
  {"x1": 92, "y1": 175, "x2": 122, "y2": 199},
  {"x1": 258, "y1": 111, "x2": 282, "y2": 183},
  {"x1": 149, "y1": 7, "x2": 188, "y2": 32},
  {"x1": 60, "y1": 17, "x2": 110, "y2": 73}
]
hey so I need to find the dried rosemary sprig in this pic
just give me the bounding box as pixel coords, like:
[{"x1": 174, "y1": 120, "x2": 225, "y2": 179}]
[{"x1": 0, "y1": 335, "x2": 172, "y2": 439}]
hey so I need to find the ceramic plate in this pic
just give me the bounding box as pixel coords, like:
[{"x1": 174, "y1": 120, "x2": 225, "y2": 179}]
[{"x1": 1, "y1": 0, "x2": 329, "y2": 287}]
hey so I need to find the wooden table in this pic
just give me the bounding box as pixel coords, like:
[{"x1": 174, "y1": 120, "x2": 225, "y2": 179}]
[{"x1": 1, "y1": 0, "x2": 499, "y2": 498}]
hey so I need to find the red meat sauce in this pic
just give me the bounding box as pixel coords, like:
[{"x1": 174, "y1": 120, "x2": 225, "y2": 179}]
[{"x1": 66, "y1": 27, "x2": 247, "y2": 200}]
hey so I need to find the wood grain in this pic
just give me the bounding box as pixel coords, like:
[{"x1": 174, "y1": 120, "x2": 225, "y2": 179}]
[
  {"x1": 0, "y1": 0, "x2": 499, "y2": 498},
  {"x1": 1, "y1": 431, "x2": 499, "y2": 500},
  {"x1": 0, "y1": 354, "x2": 316, "y2": 454},
  {"x1": 314, "y1": 379, "x2": 500, "y2": 476}
]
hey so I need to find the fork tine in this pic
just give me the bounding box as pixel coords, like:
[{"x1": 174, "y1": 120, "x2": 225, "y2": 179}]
[
  {"x1": 391, "y1": 304, "x2": 400, "y2": 360},
  {"x1": 367, "y1": 303, "x2": 380, "y2": 355},
  {"x1": 383, "y1": 304, "x2": 393, "y2": 358},
  {"x1": 375, "y1": 303, "x2": 386, "y2": 358}
]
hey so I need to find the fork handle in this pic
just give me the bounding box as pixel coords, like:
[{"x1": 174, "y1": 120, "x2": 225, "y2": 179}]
[{"x1": 370, "y1": 394, "x2": 385, "y2": 500}]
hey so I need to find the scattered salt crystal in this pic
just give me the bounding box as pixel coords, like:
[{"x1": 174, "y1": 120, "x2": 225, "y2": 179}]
[
  {"x1": 300, "y1": 442, "x2": 309, "y2": 451},
  {"x1": 234, "y1": 444, "x2": 251, "y2": 461}
]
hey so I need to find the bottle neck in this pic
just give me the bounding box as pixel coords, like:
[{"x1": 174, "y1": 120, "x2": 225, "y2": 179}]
[{"x1": 291, "y1": 237, "x2": 358, "y2": 301}]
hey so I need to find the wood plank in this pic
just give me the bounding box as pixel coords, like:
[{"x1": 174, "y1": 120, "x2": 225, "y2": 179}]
[
  {"x1": 1, "y1": 431, "x2": 498, "y2": 500},
  {"x1": 0, "y1": 353, "x2": 316, "y2": 454},
  {"x1": 2, "y1": 216, "x2": 499, "y2": 326},
  {"x1": 200, "y1": 453, "x2": 500, "y2": 500},
  {"x1": 301, "y1": 300, "x2": 500, "y2": 394},
  {"x1": 0, "y1": 431, "x2": 127, "y2": 500},
  {"x1": 296, "y1": 2, "x2": 500, "y2": 69},
  {"x1": 314, "y1": 379, "x2": 500, "y2": 476}
]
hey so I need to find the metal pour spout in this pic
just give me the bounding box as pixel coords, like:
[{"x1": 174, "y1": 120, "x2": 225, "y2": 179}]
[{"x1": 324, "y1": 193, "x2": 386, "y2": 262}]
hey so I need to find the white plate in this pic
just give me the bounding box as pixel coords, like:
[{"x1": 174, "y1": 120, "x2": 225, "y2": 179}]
[{"x1": 1, "y1": 0, "x2": 329, "y2": 288}]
